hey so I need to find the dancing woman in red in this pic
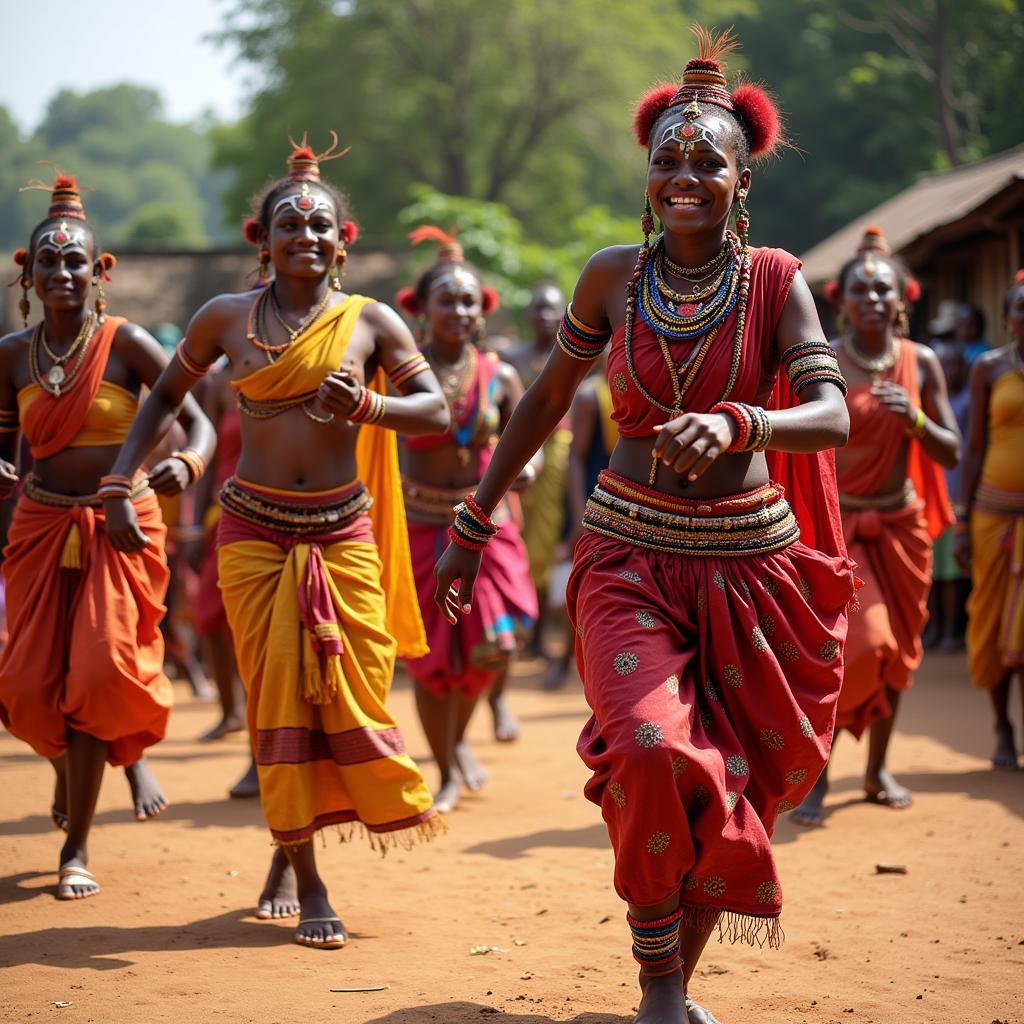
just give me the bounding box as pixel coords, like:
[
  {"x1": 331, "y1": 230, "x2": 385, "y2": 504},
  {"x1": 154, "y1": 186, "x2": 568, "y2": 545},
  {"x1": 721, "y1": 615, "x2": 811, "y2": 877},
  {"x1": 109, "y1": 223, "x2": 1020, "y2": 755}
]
[{"x1": 435, "y1": 28, "x2": 856, "y2": 1023}]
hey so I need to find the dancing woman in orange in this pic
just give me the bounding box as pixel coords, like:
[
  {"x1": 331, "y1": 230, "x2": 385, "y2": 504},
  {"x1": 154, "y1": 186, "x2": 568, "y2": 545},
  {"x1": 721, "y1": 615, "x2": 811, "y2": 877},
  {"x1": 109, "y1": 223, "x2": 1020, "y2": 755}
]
[
  {"x1": 436, "y1": 28, "x2": 856, "y2": 1023},
  {"x1": 958, "y1": 270, "x2": 1024, "y2": 768},
  {"x1": 103, "y1": 137, "x2": 449, "y2": 949},
  {"x1": 0, "y1": 171, "x2": 215, "y2": 900},
  {"x1": 792, "y1": 227, "x2": 959, "y2": 826}
]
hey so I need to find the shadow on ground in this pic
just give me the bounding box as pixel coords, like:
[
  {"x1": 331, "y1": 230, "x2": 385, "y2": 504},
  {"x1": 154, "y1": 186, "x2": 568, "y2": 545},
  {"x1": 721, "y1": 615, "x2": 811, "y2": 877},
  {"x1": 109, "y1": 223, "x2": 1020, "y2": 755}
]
[
  {"x1": 365, "y1": 1005, "x2": 630, "y2": 1024},
  {"x1": 464, "y1": 823, "x2": 609, "y2": 859}
]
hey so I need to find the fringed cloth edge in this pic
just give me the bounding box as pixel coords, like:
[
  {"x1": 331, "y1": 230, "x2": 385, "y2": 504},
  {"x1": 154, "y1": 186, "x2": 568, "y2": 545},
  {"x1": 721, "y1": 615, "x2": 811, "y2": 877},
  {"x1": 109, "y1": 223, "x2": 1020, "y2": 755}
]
[
  {"x1": 272, "y1": 808, "x2": 447, "y2": 855},
  {"x1": 679, "y1": 903, "x2": 784, "y2": 950}
]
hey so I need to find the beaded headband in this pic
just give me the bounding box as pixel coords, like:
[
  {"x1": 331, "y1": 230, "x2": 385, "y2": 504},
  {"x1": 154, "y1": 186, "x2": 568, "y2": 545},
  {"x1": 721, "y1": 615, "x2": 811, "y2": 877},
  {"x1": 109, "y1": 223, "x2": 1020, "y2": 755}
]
[{"x1": 657, "y1": 102, "x2": 720, "y2": 155}]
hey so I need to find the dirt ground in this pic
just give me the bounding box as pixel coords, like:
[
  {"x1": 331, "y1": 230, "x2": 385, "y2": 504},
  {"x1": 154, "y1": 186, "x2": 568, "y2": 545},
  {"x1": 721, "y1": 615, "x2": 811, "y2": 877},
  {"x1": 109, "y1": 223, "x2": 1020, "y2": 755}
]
[{"x1": 1, "y1": 650, "x2": 1021, "y2": 1024}]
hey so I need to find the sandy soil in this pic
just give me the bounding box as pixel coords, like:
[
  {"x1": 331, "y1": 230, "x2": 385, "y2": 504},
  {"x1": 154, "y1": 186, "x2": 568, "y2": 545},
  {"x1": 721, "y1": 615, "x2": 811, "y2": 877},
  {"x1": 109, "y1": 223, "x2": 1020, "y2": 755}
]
[{"x1": 1, "y1": 651, "x2": 1021, "y2": 1024}]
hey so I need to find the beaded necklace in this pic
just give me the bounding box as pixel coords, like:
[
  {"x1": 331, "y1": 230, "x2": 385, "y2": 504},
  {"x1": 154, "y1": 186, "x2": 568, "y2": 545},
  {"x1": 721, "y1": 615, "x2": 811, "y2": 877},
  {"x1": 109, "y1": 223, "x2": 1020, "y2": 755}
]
[
  {"x1": 246, "y1": 284, "x2": 332, "y2": 363},
  {"x1": 661, "y1": 239, "x2": 730, "y2": 281},
  {"x1": 842, "y1": 334, "x2": 898, "y2": 382},
  {"x1": 30, "y1": 312, "x2": 100, "y2": 397},
  {"x1": 425, "y1": 342, "x2": 480, "y2": 465}
]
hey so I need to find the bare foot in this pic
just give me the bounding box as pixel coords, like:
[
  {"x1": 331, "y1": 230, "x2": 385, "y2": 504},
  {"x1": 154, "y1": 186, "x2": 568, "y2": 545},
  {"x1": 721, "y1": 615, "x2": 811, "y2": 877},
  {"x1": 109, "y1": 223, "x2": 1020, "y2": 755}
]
[
  {"x1": 991, "y1": 724, "x2": 1019, "y2": 770},
  {"x1": 635, "y1": 970, "x2": 688, "y2": 1023},
  {"x1": 685, "y1": 998, "x2": 722, "y2": 1024},
  {"x1": 489, "y1": 694, "x2": 521, "y2": 743},
  {"x1": 791, "y1": 773, "x2": 827, "y2": 827},
  {"x1": 864, "y1": 766, "x2": 912, "y2": 809},
  {"x1": 199, "y1": 711, "x2": 246, "y2": 742},
  {"x1": 256, "y1": 847, "x2": 300, "y2": 919},
  {"x1": 434, "y1": 777, "x2": 462, "y2": 814},
  {"x1": 294, "y1": 888, "x2": 347, "y2": 949},
  {"x1": 454, "y1": 740, "x2": 488, "y2": 791},
  {"x1": 229, "y1": 761, "x2": 260, "y2": 799},
  {"x1": 125, "y1": 758, "x2": 168, "y2": 821}
]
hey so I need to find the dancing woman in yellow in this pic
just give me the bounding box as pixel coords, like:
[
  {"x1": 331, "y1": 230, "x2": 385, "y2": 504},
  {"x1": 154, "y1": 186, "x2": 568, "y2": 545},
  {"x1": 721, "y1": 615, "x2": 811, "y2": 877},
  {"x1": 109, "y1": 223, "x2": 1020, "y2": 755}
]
[
  {"x1": 958, "y1": 270, "x2": 1024, "y2": 768},
  {"x1": 103, "y1": 137, "x2": 449, "y2": 949}
]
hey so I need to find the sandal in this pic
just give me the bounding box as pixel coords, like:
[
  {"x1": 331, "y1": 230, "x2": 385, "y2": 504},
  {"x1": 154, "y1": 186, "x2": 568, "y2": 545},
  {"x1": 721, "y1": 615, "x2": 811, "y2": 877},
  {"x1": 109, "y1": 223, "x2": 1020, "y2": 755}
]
[
  {"x1": 686, "y1": 998, "x2": 723, "y2": 1024},
  {"x1": 294, "y1": 917, "x2": 346, "y2": 949},
  {"x1": 57, "y1": 864, "x2": 100, "y2": 901}
]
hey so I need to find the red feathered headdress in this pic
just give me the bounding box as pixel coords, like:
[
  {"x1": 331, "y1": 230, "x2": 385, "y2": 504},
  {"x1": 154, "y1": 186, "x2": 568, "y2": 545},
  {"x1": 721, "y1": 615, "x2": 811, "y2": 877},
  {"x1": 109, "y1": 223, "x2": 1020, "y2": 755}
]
[
  {"x1": 20, "y1": 164, "x2": 90, "y2": 221},
  {"x1": 397, "y1": 225, "x2": 500, "y2": 315},
  {"x1": 632, "y1": 25, "x2": 783, "y2": 161},
  {"x1": 285, "y1": 131, "x2": 350, "y2": 182}
]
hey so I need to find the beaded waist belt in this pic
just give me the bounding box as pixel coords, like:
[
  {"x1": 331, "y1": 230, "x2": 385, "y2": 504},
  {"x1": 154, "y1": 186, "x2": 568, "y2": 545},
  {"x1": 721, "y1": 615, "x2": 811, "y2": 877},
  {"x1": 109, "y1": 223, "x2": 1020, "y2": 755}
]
[
  {"x1": 220, "y1": 476, "x2": 372, "y2": 534},
  {"x1": 582, "y1": 470, "x2": 799, "y2": 557},
  {"x1": 975, "y1": 482, "x2": 1024, "y2": 516},
  {"x1": 23, "y1": 472, "x2": 151, "y2": 508},
  {"x1": 839, "y1": 479, "x2": 917, "y2": 512},
  {"x1": 402, "y1": 476, "x2": 511, "y2": 527}
]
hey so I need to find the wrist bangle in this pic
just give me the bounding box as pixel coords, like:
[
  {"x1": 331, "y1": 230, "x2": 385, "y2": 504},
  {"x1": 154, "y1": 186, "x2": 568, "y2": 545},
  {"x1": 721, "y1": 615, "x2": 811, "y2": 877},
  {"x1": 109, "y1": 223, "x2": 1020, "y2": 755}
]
[
  {"x1": 172, "y1": 449, "x2": 205, "y2": 484},
  {"x1": 906, "y1": 407, "x2": 926, "y2": 438}
]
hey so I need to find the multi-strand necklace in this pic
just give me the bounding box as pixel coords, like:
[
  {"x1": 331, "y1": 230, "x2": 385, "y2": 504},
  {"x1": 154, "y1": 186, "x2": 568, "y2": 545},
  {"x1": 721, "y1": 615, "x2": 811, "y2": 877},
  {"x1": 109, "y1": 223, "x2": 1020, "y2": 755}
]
[
  {"x1": 624, "y1": 231, "x2": 752, "y2": 483},
  {"x1": 246, "y1": 284, "x2": 332, "y2": 364},
  {"x1": 30, "y1": 311, "x2": 100, "y2": 397},
  {"x1": 424, "y1": 342, "x2": 480, "y2": 465},
  {"x1": 842, "y1": 334, "x2": 898, "y2": 382}
]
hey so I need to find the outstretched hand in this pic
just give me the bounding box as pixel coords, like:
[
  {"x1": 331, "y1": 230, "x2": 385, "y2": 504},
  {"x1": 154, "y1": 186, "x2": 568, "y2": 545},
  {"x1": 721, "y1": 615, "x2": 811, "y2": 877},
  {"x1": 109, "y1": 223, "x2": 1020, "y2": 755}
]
[
  {"x1": 433, "y1": 541, "x2": 484, "y2": 623},
  {"x1": 651, "y1": 412, "x2": 737, "y2": 482}
]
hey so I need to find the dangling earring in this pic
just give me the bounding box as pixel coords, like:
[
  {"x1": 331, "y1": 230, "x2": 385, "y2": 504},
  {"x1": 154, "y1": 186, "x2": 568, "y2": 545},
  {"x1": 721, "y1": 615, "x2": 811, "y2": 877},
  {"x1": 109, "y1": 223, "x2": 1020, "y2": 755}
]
[
  {"x1": 93, "y1": 275, "x2": 107, "y2": 319},
  {"x1": 474, "y1": 315, "x2": 487, "y2": 347},
  {"x1": 258, "y1": 247, "x2": 271, "y2": 284},
  {"x1": 330, "y1": 248, "x2": 346, "y2": 291},
  {"x1": 835, "y1": 308, "x2": 848, "y2": 334},
  {"x1": 896, "y1": 301, "x2": 910, "y2": 337},
  {"x1": 19, "y1": 277, "x2": 31, "y2": 327},
  {"x1": 735, "y1": 191, "x2": 750, "y2": 252},
  {"x1": 641, "y1": 191, "x2": 655, "y2": 252}
]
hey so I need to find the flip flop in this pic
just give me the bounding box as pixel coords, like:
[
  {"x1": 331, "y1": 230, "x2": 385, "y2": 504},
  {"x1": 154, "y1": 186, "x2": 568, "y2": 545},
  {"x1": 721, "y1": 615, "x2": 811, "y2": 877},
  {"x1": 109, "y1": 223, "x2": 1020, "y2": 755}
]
[
  {"x1": 686, "y1": 997, "x2": 723, "y2": 1024},
  {"x1": 57, "y1": 864, "x2": 100, "y2": 901},
  {"x1": 294, "y1": 917, "x2": 346, "y2": 949}
]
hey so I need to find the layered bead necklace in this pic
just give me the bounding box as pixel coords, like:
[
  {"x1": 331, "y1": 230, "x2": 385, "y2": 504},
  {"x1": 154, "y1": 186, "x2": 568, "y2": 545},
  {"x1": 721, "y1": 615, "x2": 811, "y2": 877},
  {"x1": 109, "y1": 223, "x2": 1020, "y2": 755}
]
[
  {"x1": 245, "y1": 283, "x2": 333, "y2": 364},
  {"x1": 424, "y1": 342, "x2": 480, "y2": 465},
  {"x1": 624, "y1": 231, "x2": 752, "y2": 483},
  {"x1": 30, "y1": 311, "x2": 100, "y2": 397}
]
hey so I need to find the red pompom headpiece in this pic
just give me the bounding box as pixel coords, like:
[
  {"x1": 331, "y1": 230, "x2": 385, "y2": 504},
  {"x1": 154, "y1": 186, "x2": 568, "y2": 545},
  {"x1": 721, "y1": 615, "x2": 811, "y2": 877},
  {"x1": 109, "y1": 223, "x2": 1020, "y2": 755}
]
[
  {"x1": 1015, "y1": 269, "x2": 1024, "y2": 284},
  {"x1": 632, "y1": 25, "x2": 783, "y2": 160},
  {"x1": 823, "y1": 281, "x2": 840, "y2": 307},
  {"x1": 12, "y1": 248, "x2": 27, "y2": 268},
  {"x1": 340, "y1": 220, "x2": 359, "y2": 247},
  {"x1": 399, "y1": 225, "x2": 500, "y2": 315},
  {"x1": 242, "y1": 217, "x2": 261, "y2": 246},
  {"x1": 286, "y1": 131, "x2": 350, "y2": 182}
]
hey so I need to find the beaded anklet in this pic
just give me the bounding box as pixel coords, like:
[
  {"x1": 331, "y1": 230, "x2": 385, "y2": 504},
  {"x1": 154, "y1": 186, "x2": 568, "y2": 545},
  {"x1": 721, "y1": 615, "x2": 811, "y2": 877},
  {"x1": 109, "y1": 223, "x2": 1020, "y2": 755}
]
[{"x1": 626, "y1": 906, "x2": 685, "y2": 977}]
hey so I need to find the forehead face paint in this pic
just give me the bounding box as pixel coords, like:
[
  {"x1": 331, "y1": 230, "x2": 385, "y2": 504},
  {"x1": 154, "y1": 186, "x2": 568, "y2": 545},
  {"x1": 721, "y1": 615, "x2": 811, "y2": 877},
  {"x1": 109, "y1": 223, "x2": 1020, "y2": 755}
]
[
  {"x1": 656, "y1": 99, "x2": 720, "y2": 157},
  {"x1": 850, "y1": 259, "x2": 897, "y2": 290},
  {"x1": 428, "y1": 264, "x2": 481, "y2": 299},
  {"x1": 272, "y1": 181, "x2": 335, "y2": 220},
  {"x1": 36, "y1": 219, "x2": 88, "y2": 254}
]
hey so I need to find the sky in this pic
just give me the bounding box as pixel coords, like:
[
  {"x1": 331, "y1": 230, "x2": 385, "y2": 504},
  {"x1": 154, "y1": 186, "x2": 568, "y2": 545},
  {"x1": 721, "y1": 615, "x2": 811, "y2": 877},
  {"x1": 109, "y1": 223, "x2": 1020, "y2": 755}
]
[{"x1": 1, "y1": 0, "x2": 248, "y2": 132}]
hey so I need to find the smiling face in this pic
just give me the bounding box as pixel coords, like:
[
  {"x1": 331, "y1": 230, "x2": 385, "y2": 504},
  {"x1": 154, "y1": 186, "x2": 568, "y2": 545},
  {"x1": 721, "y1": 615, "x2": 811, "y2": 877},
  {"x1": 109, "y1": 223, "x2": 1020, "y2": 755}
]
[
  {"x1": 842, "y1": 256, "x2": 901, "y2": 335},
  {"x1": 646, "y1": 111, "x2": 749, "y2": 237},
  {"x1": 425, "y1": 267, "x2": 484, "y2": 347},
  {"x1": 31, "y1": 219, "x2": 96, "y2": 314},
  {"x1": 264, "y1": 183, "x2": 340, "y2": 279}
]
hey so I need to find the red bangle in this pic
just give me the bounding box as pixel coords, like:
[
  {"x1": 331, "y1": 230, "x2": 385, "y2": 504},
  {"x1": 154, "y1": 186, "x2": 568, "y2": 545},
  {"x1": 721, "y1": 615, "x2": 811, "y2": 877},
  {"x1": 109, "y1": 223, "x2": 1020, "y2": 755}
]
[
  {"x1": 710, "y1": 402, "x2": 750, "y2": 452},
  {"x1": 347, "y1": 387, "x2": 372, "y2": 424},
  {"x1": 447, "y1": 525, "x2": 488, "y2": 551},
  {"x1": 463, "y1": 493, "x2": 497, "y2": 532}
]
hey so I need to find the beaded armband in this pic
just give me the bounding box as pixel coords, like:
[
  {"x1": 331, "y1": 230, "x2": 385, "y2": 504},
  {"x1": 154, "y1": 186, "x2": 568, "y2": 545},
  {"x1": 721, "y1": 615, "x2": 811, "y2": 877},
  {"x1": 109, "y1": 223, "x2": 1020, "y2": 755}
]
[
  {"x1": 347, "y1": 386, "x2": 386, "y2": 425},
  {"x1": 172, "y1": 448, "x2": 206, "y2": 484},
  {"x1": 0, "y1": 409, "x2": 19, "y2": 433},
  {"x1": 387, "y1": 352, "x2": 431, "y2": 391},
  {"x1": 175, "y1": 340, "x2": 211, "y2": 379},
  {"x1": 712, "y1": 401, "x2": 774, "y2": 453},
  {"x1": 556, "y1": 304, "x2": 612, "y2": 361},
  {"x1": 782, "y1": 341, "x2": 847, "y2": 396},
  {"x1": 448, "y1": 494, "x2": 499, "y2": 550}
]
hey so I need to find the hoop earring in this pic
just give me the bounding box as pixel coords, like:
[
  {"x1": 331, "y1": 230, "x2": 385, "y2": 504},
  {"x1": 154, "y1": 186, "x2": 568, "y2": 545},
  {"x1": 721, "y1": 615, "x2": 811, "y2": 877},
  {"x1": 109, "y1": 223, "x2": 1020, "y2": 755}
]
[
  {"x1": 896, "y1": 302, "x2": 909, "y2": 337},
  {"x1": 258, "y1": 247, "x2": 271, "y2": 284},
  {"x1": 93, "y1": 276, "x2": 107, "y2": 319},
  {"x1": 330, "y1": 248, "x2": 346, "y2": 291},
  {"x1": 19, "y1": 277, "x2": 31, "y2": 328},
  {"x1": 735, "y1": 191, "x2": 750, "y2": 252}
]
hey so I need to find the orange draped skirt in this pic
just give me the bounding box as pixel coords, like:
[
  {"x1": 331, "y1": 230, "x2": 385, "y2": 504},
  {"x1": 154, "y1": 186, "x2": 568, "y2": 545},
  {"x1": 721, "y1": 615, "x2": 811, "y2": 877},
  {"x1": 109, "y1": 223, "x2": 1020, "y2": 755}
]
[
  {"x1": 836, "y1": 499, "x2": 931, "y2": 737},
  {"x1": 0, "y1": 489, "x2": 172, "y2": 766}
]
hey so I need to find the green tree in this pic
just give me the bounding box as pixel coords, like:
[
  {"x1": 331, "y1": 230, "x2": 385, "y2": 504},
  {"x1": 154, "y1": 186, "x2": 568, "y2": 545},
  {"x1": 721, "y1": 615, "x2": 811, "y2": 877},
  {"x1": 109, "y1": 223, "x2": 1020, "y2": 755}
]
[{"x1": 213, "y1": 0, "x2": 748, "y2": 245}]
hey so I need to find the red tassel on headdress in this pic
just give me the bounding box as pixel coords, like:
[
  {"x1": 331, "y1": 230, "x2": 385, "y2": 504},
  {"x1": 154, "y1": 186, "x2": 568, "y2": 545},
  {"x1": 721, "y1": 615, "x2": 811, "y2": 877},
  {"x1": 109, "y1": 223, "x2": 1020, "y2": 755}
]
[
  {"x1": 12, "y1": 248, "x2": 27, "y2": 267},
  {"x1": 395, "y1": 286, "x2": 419, "y2": 316},
  {"x1": 340, "y1": 220, "x2": 359, "y2": 246},
  {"x1": 481, "y1": 287, "x2": 500, "y2": 314},
  {"x1": 408, "y1": 225, "x2": 464, "y2": 263},
  {"x1": 286, "y1": 131, "x2": 350, "y2": 182},
  {"x1": 20, "y1": 165, "x2": 89, "y2": 221},
  {"x1": 1015, "y1": 269, "x2": 1024, "y2": 284},
  {"x1": 904, "y1": 278, "x2": 921, "y2": 303},
  {"x1": 242, "y1": 217, "x2": 261, "y2": 246},
  {"x1": 823, "y1": 281, "x2": 840, "y2": 306}
]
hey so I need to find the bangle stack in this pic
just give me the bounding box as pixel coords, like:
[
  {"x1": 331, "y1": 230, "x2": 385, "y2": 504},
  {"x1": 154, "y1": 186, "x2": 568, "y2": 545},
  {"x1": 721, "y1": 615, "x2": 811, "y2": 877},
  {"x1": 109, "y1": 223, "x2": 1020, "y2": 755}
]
[
  {"x1": 172, "y1": 448, "x2": 206, "y2": 484},
  {"x1": 174, "y1": 341, "x2": 210, "y2": 379},
  {"x1": 711, "y1": 401, "x2": 773, "y2": 452},
  {"x1": 782, "y1": 340, "x2": 848, "y2": 396},
  {"x1": 348, "y1": 386, "x2": 387, "y2": 425},
  {"x1": 98, "y1": 473, "x2": 133, "y2": 500},
  {"x1": 448, "y1": 494, "x2": 498, "y2": 550},
  {"x1": 906, "y1": 407, "x2": 927, "y2": 438}
]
